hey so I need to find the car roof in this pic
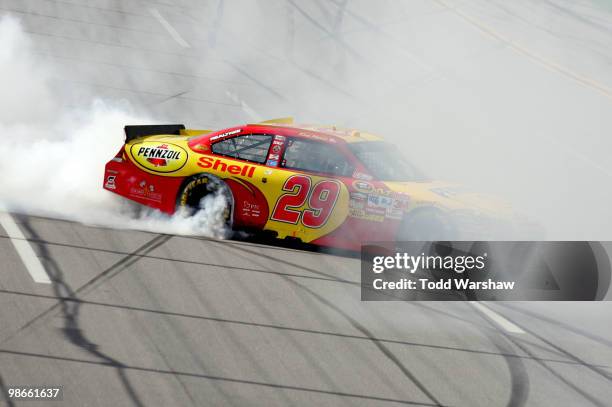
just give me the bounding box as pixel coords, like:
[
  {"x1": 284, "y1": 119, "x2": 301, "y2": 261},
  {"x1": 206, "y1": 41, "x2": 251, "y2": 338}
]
[
  {"x1": 189, "y1": 118, "x2": 384, "y2": 146},
  {"x1": 244, "y1": 123, "x2": 384, "y2": 144}
]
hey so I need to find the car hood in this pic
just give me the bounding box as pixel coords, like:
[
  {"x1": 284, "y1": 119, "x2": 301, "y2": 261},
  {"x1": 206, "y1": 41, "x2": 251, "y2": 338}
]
[{"x1": 383, "y1": 180, "x2": 515, "y2": 218}]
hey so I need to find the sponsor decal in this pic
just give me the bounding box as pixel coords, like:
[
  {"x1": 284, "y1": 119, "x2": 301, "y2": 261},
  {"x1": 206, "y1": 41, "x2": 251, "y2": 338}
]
[
  {"x1": 349, "y1": 192, "x2": 367, "y2": 209},
  {"x1": 105, "y1": 175, "x2": 116, "y2": 190},
  {"x1": 367, "y1": 194, "x2": 394, "y2": 208},
  {"x1": 197, "y1": 156, "x2": 256, "y2": 178},
  {"x1": 268, "y1": 153, "x2": 280, "y2": 161},
  {"x1": 271, "y1": 144, "x2": 282, "y2": 153},
  {"x1": 349, "y1": 207, "x2": 385, "y2": 222},
  {"x1": 349, "y1": 191, "x2": 407, "y2": 220},
  {"x1": 242, "y1": 201, "x2": 261, "y2": 217},
  {"x1": 129, "y1": 180, "x2": 162, "y2": 202},
  {"x1": 274, "y1": 135, "x2": 285, "y2": 141},
  {"x1": 385, "y1": 197, "x2": 407, "y2": 220},
  {"x1": 390, "y1": 191, "x2": 411, "y2": 202},
  {"x1": 377, "y1": 188, "x2": 394, "y2": 196},
  {"x1": 393, "y1": 197, "x2": 410, "y2": 210},
  {"x1": 366, "y1": 206, "x2": 387, "y2": 216},
  {"x1": 130, "y1": 141, "x2": 188, "y2": 173},
  {"x1": 266, "y1": 159, "x2": 279, "y2": 167},
  {"x1": 349, "y1": 199, "x2": 365, "y2": 210},
  {"x1": 210, "y1": 128, "x2": 241, "y2": 141},
  {"x1": 352, "y1": 180, "x2": 374, "y2": 193},
  {"x1": 386, "y1": 207, "x2": 403, "y2": 220}
]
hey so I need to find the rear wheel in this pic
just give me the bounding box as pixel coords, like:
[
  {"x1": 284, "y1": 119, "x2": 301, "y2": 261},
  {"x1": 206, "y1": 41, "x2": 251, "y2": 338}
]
[{"x1": 176, "y1": 174, "x2": 233, "y2": 225}]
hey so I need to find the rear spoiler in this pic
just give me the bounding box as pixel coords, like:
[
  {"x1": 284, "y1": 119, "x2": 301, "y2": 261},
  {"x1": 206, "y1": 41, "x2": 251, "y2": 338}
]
[{"x1": 124, "y1": 124, "x2": 185, "y2": 143}]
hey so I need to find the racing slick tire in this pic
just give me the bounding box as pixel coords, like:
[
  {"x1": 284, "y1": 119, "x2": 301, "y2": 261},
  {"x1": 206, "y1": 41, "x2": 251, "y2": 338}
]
[
  {"x1": 176, "y1": 174, "x2": 233, "y2": 226},
  {"x1": 397, "y1": 208, "x2": 457, "y2": 241}
]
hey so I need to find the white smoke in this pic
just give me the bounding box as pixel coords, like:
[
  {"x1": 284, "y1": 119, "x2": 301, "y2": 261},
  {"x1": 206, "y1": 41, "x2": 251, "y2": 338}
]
[
  {"x1": 113, "y1": 193, "x2": 230, "y2": 238},
  {"x1": 0, "y1": 15, "x2": 228, "y2": 238}
]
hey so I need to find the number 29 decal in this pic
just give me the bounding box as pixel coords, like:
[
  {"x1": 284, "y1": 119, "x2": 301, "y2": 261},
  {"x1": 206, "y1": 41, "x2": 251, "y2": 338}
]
[{"x1": 271, "y1": 175, "x2": 341, "y2": 228}]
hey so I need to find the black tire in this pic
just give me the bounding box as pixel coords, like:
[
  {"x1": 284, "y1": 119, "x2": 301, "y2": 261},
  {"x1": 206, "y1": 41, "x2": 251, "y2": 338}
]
[
  {"x1": 176, "y1": 174, "x2": 232, "y2": 225},
  {"x1": 397, "y1": 209, "x2": 456, "y2": 241}
]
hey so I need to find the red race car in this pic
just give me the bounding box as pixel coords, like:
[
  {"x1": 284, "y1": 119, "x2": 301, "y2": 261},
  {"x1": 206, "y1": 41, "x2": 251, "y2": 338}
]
[{"x1": 104, "y1": 118, "x2": 518, "y2": 250}]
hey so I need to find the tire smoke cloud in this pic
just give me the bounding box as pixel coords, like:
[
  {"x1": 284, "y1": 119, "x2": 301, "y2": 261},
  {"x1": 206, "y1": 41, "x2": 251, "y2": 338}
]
[{"x1": 0, "y1": 15, "x2": 228, "y2": 238}]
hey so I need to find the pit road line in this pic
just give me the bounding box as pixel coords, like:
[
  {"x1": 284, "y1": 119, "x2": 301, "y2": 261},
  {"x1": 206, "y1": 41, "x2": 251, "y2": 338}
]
[
  {"x1": 0, "y1": 213, "x2": 51, "y2": 284},
  {"x1": 149, "y1": 8, "x2": 191, "y2": 48},
  {"x1": 470, "y1": 301, "x2": 525, "y2": 334}
]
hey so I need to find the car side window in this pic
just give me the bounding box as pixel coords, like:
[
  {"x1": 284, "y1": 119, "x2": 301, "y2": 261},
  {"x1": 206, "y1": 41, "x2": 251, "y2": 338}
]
[
  {"x1": 282, "y1": 138, "x2": 354, "y2": 177},
  {"x1": 212, "y1": 134, "x2": 272, "y2": 164}
]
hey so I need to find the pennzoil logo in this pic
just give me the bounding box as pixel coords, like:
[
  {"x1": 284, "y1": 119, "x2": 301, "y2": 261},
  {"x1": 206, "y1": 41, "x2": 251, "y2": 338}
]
[{"x1": 129, "y1": 141, "x2": 188, "y2": 173}]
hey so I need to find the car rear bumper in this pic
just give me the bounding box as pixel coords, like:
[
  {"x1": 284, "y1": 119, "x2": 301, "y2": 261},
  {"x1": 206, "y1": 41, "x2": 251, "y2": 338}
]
[{"x1": 103, "y1": 158, "x2": 184, "y2": 214}]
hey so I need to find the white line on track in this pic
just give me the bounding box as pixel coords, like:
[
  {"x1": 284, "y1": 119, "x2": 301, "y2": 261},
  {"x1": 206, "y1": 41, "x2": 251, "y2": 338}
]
[
  {"x1": 149, "y1": 8, "x2": 191, "y2": 48},
  {"x1": 0, "y1": 213, "x2": 51, "y2": 284},
  {"x1": 470, "y1": 301, "x2": 525, "y2": 334}
]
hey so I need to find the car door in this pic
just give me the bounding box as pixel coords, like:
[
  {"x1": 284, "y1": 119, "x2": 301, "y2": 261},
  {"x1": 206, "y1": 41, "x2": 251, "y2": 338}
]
[
  {"x1": 207, "y1": 133, "x2": 274, "y2": 229},
  {"x1": 262, "y1": 136, "x2": 353, "y2": 242}
]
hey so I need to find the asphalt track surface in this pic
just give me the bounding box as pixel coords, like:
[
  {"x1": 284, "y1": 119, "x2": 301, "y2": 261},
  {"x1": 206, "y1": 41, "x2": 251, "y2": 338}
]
[{"x1": 2, "y1": 1, "x2": 612, "y2": 406}]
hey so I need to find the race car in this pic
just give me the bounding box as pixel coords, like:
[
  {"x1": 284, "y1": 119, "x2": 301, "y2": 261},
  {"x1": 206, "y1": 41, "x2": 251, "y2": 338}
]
[{"x1": 103, "y1": 118, "x2": 521, "y2": 250}]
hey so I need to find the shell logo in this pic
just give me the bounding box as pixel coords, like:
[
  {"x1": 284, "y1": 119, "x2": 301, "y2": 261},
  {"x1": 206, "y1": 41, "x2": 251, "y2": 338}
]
[{"x1": 129, "y1": 141, "x2": 188, "y2": 173}]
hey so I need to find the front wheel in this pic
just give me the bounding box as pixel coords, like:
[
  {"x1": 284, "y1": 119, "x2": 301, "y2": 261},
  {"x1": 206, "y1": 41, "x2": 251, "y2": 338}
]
[{"x1": 397, "y1": 209, "x2": 457, "y2": 241}]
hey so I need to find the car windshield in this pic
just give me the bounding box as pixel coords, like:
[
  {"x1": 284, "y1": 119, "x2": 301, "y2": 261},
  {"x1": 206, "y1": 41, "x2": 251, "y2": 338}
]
[{"x1": 349, "y1": 142, "x2": 428, "y2": 182}]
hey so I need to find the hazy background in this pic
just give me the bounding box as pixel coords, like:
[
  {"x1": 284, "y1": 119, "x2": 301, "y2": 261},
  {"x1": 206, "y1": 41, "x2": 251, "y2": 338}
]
[
  {"x1": 1, "y1": 0, "x2": 612, "y2": 239},
  {"x1": 0, "y1": 4, "x2": 611, "y2": 406}
]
